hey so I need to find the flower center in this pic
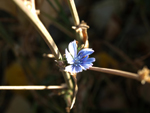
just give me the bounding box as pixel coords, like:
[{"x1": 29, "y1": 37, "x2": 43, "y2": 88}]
[{"x1": 74, "y1": 57, "x2": 82, "y2": 66}]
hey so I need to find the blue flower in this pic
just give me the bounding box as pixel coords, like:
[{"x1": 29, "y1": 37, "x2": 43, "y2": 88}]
[{"x1": 65, "y1": 40, "x2": 95, "y2": 74}]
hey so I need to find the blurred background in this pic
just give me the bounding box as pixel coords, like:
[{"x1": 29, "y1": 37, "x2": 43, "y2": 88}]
[{"x1": 0, "y1": 0, "x2": 150, "y2": 113}]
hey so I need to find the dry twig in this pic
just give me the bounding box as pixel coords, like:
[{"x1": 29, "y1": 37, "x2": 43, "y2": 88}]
[
  {"x1": 89, "y1": 66, "x2": 150, "y2": 84},
  {"x1": 0, "y1": 84, "x2": 67, "y2": 90},
  {"x1": 66, "y1": 0, "x2": 91, "y2": 109},
  {"x1": 12, "y1": 0, "x2": 73, "y2": 89},
  {"x1": 67, "y1": 0, "x2": 89, "y2": 47}
]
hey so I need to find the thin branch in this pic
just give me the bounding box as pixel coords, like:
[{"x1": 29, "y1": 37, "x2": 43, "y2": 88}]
[
  {"x1": 66, "y1": 0, "x2": 90, "y2": 109},
  {"x1": 89, "y1": 66, "x2": 150, "y2": 84},
  {"x1": 70, "y1": 74, "x2": 78, "y2": 109},
  {"x1": 0, "y1": 84, "x2": 67, "y2": 90},
  {"x1": 66, "y1": 0, "x2": 80, "y2": 26},
  {"x1": 66, "y1": 0, "x2": 89, "y2": 47},
  {"x1": 43, "y1": 53, "x2": 55, "y2": 58},
  {"x1": 89, "y1": 66, "x2": 138, "y2": 79},
  {"x1": 13, "y1": 0, "x2": 60, "y2": 60},
  {"x1": 12, "y1": 0, "x2": 73, "y2": 89}
]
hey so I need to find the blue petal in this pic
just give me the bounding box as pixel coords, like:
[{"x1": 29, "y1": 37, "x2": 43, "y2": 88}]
[
  {"x1": 65, "y1": 64, "x2": 83, "y2": 73},
  {"x1": 80, "y1": 58, "x2": 95, "y2": 70},
  {"x1": 65, "y1": 40, "x2": 95, "y2": 73},
  {"x1": 83, "y1": 58, "x2": 95, "y2": 64},
  {"x1": 78, "y1": 48, "x2": 94, "y2": 58},
  {"x1": 72, "y1": 65, "x2": 82, "y2": 73},
  {"x1": 80, "y1": 63, "x2": 93, "y2": 70},
  {"x1": 65, "y1": 65, "x2": 74, "y2": 72},
  {"x1": 68, "y1": 40, "x2": 77, "y2": 58},
  {"x1": 65, "y1": 49, "x2": 74, "y2": 64},
  {"x1": 80, "y1": 56, "x2": 88, "y2": 62}
]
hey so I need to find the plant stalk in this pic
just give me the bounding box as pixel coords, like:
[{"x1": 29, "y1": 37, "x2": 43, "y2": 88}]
[{"x1": 12, "y1": 0, "x2": 73, "y2": 89}]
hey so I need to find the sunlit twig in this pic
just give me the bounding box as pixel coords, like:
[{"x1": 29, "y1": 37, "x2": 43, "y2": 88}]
[
  {"x1": 66, "y1": 0, "x2": 90, "y2": 109},
  {"x1": 89, "y1": 66, "x2": 150, "y2": 84},
  {"x1": 70, "y1": 74, "x2": 78, "y2": 109},
  {"x1": 43, "y1": 53, "x2": 55, "y2": 58},
  {"x1": 12, "y1": 0, "x2": 73, "y2": 89},
  {"x1": 0, "y1": 84, "x2": 67, "y2": 90},
  {"x1": 67, "y1": 0, "x2": 89, "y2": 47}
]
